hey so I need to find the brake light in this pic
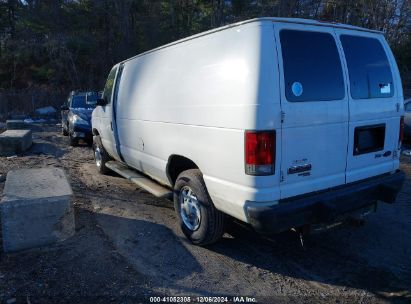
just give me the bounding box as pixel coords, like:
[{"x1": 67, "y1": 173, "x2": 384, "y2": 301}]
[
  {"x1": 399, "y1": 116, "x2": 404, "y2": 147},
  {"x1": 245, "y1": 130, "x2": 276, "y2": 176}
]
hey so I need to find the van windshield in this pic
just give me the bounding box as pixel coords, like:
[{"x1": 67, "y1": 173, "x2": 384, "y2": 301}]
[
  {"x1": 340, "y1": 35, "x2": 394, "y2": 99},
  {"x1": 72, "y1": 95, "x2": 87, "y2": 108}
]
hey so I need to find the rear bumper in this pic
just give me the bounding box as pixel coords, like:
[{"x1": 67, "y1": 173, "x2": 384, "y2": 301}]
[{"x1": 245, "y1": 170, "x2": 405, "y2": 234}]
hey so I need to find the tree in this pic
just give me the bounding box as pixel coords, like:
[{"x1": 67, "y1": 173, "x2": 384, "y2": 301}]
[{"x1": 0, "y1": 0, "x2": 409, "y2": 93}]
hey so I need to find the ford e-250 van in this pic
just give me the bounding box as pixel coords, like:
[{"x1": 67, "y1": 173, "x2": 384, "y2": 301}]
[{"x1": 91, "y1": 18, "x2": 405, "y2": 245}]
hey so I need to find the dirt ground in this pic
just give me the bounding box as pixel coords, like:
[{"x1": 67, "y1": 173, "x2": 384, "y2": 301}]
[{"x1": 0, "y1": 124, "x2": 410, "y2": 304}]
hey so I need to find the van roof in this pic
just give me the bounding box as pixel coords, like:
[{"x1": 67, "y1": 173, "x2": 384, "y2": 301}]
[{"x1": 121, "y1": 17, "x2": 382, "y2": 64}]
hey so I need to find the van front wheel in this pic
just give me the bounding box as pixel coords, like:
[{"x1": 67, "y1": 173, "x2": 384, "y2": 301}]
[
  {"x1": 174, "y1": 169, "x2": 224, "y2": 245},
  {"x1": 93, "y1": 135, "x2": 110, "y2": 175}
]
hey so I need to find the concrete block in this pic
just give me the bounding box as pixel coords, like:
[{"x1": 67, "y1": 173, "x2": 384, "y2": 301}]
[
  {"x1": 1, "y1": 168, "x2": 74, "y2": 252},
  {"x1": 6, "y1": 120, "x2": 28, "y2": 130},
  {"x1": 0, "y1": 130, "x2": 32, "y2": 156}
]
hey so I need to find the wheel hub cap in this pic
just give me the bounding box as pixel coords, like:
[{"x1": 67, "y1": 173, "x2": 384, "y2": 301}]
[
  {"x1": 94, "y1": 147, "x2": 102, "y2": 168},
  {"x1": 179, "y1": 186, "x2": 201, "y2": 231}
]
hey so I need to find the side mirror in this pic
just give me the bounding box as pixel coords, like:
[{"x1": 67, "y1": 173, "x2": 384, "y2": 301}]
[
  {"x1": 61, "y1": 105, "x2": 69, "y2": 111},
  {"x1": 96, "y1": 98, "x2": 107, "y2": 106}
]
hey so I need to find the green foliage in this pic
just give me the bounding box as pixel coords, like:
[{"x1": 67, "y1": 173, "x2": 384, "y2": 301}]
[
  {"x1": 30, "y1": 65, "x2": 55, "y2": 82},
  {"x1": 0, "y1": 0, "x2": 410, "y2": 92},
  {"x1": 394, "y1": 40, "x2": 411, "y2": 72}
]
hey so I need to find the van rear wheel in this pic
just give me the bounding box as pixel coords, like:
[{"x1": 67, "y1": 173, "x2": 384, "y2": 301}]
[
  {"x1": 93, "y1": 135, "x2": 110, "y2": 175},
  {"x1": 174, "y1": 169, "x2": 224, "y2": 245}
]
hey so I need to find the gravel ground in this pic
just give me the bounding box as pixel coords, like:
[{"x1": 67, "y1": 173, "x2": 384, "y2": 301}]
[{"x1": 0, "y1": 124, "x2": 410, "y2": 304}]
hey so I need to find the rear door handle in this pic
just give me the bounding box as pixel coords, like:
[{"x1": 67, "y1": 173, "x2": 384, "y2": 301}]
[{"x1": 288, "y1": 164, "x2": 312, "y2": 175}]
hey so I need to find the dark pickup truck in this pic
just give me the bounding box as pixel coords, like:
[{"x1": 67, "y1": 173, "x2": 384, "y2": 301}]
[{"x1": 61, "y1": 91, "x2": 98, "y2": 146}]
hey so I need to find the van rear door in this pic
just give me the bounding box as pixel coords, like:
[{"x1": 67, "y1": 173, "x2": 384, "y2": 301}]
[
  {"x1": 274, "y1": 23, "x2": 349, "y2": 199},
  {"x1": 335, "y1": 30, "x2": 401, "y2": 183}
]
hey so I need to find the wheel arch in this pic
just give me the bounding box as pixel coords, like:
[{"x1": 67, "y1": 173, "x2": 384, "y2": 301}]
[
  {"x1": 92, "y1": 128, "x2": 100, "y2": 136},
  {"x1": 166, "y1": 154, "x2": 200, "y2": 186}
]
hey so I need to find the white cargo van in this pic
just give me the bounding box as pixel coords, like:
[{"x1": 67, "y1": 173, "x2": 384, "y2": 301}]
[{"x1": 91, "y1": 18, "x2": 405, "y2": 245}]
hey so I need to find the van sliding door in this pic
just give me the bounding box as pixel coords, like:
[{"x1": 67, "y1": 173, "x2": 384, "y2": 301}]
[{"x1": 274, "y1": 23, "x2": 349, "y2": 199}]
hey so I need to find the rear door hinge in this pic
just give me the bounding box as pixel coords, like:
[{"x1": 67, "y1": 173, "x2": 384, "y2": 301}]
[{"x1": 281, "y1": 111, "x2": 285, "y2": 123}]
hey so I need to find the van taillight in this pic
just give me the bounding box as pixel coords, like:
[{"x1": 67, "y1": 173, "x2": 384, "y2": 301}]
[
  {"x1": 245, "y1": 130, "x2": 276, "y2": 176},
  {"x1": 399, "y1": 116, "x2": 404, "y2": 147}
]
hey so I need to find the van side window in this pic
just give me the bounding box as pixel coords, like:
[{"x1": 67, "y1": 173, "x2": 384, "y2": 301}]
[
  {"x1": 280, "y1": 30, "x2": 345, "y2": 102},
  {"x1": 103, "y1": 67, "x2": 118, "y2": 104},
  {"x1": 340, "y1": 35, "x2": 394, "y2": 99}
]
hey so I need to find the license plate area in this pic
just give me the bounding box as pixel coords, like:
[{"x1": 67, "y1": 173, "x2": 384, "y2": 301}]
[
  {"x1": 73, "y1": 132, "x2": 85, "y2": 138},
  {"x1": 353, "y1": 124, "x2": 385, "y2": 156}
]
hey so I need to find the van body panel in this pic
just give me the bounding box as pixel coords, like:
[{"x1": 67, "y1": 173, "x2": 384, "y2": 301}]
[
  {"x1": 112, "y1": 22, "x2": 282, "y2": 216},
  {"x1": 203, "y1": 175, "x2": 280, "y2": 222},
  {"x1": 92, "y1": 18, "x2": 404, "y2": 229}
]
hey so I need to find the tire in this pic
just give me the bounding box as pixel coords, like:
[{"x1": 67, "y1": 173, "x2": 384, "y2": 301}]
[
  {"x1": 69, "y1": 133, "x2": 78, "y2": 146},
  {"x1": 62, "y1": 123, "x2": 68, "y2": 136},
  {"x1": 174, "y1": 169, "x2": 224, "y2": 245},
  {"x1": 86, "y1": 138, "x2": 93, "y2": 147},
  {"x1": 93, "y1": 135, "x2": 110, "y2": 174}
]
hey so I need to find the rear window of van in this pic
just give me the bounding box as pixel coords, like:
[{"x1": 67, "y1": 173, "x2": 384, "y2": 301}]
[
  {"x1": 340, "y1": 35, "x2": 394, "y2": 99},
  {"x1": 280, "y1": 30, "x2": 345, "y2": 102}
]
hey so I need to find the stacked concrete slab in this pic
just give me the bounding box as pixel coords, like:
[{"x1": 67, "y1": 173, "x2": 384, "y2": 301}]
[
  {"x1": 0, "y1": 129, "x2": 32, "y2": 156},
  {"x1": 1, "y1": 168, "x2": 75, "y2": 252},
  {"x1": 6, "y1": 120, "x2": 28, "y2": 130}
]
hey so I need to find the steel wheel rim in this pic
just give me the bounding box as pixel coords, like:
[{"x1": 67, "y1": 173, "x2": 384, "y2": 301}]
[
  {"x1": 94, "y1": 147, "x2": 102, "y2": 168},
  {"x1": 179, "y1": 186, "x2": 201, "y2": 231}
]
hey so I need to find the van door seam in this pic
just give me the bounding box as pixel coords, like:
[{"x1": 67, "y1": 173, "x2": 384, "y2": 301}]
[
  {"x1": 272, "y1": 23, "x2": 284, "y2": 187},
  {"x1": 112, "y1": 63, "x2": 125, "y2": 162},
  {"x1": 333, "y1": 28, "x2": 350, "y2": 185}
]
